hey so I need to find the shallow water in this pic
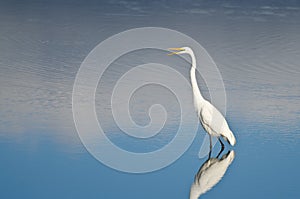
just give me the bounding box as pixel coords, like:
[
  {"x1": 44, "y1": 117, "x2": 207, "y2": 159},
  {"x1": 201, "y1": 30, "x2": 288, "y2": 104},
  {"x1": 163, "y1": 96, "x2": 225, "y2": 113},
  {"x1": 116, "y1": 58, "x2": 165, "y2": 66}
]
[{"x1": 1, "y1": 1, "x2": 300, "y2": 198}]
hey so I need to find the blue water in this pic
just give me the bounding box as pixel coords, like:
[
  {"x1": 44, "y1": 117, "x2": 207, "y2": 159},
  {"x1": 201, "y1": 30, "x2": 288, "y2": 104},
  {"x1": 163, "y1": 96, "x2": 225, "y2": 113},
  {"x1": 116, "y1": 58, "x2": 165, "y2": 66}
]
[{"x1": 1, "y1": 1, "x2": 300, "y2": 198}]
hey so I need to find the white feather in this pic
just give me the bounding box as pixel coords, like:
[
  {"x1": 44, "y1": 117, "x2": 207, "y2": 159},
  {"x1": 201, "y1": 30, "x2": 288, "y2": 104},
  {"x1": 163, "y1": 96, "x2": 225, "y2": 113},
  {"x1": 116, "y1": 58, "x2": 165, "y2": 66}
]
[{"x1": 169, "y1": 47, "x2": 236, "y2": 146}]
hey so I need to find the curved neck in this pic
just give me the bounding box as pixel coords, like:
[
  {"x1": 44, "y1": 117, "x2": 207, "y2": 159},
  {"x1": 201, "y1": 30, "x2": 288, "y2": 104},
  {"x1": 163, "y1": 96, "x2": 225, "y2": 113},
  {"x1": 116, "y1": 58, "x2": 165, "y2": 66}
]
[{"x1": 189, "y1": 52, "x2": 204, "y2": 103}]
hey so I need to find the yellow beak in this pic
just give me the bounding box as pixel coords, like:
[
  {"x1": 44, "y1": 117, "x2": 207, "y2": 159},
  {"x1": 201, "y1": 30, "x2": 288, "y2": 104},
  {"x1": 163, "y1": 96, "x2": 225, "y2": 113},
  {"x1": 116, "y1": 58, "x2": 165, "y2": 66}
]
[{"x1": 167, "y1": 48, "x2": 184, "y2": 56}]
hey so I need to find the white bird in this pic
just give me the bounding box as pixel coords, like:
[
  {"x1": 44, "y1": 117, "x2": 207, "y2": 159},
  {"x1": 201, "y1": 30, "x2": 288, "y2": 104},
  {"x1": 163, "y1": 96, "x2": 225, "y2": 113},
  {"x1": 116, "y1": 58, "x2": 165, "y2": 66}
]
[
  {"x1": 168, "y1": 47, "x2": 236, "y2": 150},
  {"x1": 190, "y1": 150, "x2": 235, "y2": 199}
]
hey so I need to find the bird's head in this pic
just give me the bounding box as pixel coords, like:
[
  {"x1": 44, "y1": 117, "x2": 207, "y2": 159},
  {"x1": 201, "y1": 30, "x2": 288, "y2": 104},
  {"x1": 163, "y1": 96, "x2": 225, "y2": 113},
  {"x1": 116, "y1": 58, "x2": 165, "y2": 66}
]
[{"x1": 168, "y1": 47, "x2": 193, "y2": 56}]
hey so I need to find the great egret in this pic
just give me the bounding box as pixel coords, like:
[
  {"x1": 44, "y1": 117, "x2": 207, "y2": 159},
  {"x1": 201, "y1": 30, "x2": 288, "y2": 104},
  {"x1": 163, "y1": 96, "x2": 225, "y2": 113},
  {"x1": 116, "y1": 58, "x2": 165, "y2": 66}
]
[
  {"x1": 168, "y1": 47, "x2": 236, "y2": 150},
  {"x1": 190, "y1": 150, "x2": 235, "y2": 199}
]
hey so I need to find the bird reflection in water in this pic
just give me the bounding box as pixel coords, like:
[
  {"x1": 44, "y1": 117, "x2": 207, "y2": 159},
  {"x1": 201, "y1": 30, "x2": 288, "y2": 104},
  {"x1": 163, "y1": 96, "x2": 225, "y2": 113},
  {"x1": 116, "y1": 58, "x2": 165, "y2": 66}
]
[{"x1": 189, "y1": 149, "x2": 235, "y2": 199}]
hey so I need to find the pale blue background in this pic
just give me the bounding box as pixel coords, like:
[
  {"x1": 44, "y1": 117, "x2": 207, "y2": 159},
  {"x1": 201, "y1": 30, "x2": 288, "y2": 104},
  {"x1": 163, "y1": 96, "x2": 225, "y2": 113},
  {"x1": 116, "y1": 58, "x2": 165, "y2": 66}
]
[{"x1": 1, "y1": 0, "x2": 300, "y2": 198}]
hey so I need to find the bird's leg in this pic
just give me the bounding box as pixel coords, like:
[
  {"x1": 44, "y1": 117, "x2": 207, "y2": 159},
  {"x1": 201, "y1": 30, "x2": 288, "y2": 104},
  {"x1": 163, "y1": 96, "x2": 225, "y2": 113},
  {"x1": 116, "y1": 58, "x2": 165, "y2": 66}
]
[
  {"x1": 208, "y1": 135, "x2": 212, "y2": 159},
  {"x1": 216, "y1": 139, "x2": 224, "y2": 158},
  {"x1": 218, "y1": 137, "x2": 225, "y2": 151}
]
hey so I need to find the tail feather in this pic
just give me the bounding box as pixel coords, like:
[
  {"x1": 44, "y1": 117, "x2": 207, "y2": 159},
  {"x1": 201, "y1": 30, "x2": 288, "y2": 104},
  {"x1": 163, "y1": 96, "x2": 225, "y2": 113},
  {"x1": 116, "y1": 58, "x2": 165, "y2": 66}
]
[{"x1": 222, "y1": 129, "x2": 236, "y2": 146}]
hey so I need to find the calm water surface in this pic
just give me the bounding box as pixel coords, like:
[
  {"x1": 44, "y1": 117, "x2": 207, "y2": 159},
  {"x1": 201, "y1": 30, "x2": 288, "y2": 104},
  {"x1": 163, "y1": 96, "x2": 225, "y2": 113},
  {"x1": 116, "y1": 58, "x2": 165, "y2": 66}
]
[{"x1": 1, "y1": 1, "x2": 300, "y2": 198}]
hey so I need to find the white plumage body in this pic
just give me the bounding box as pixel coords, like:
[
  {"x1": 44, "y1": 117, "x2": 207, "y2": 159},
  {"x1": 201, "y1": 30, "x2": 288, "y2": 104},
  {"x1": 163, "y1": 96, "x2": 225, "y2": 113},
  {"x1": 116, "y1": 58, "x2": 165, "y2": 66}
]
[
  {"x1": 169, "y1": 47, "x2": 236, "y2": 147},
  {"x1": 196, "y1": 99, "x2": 236, "y2": 146}
]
